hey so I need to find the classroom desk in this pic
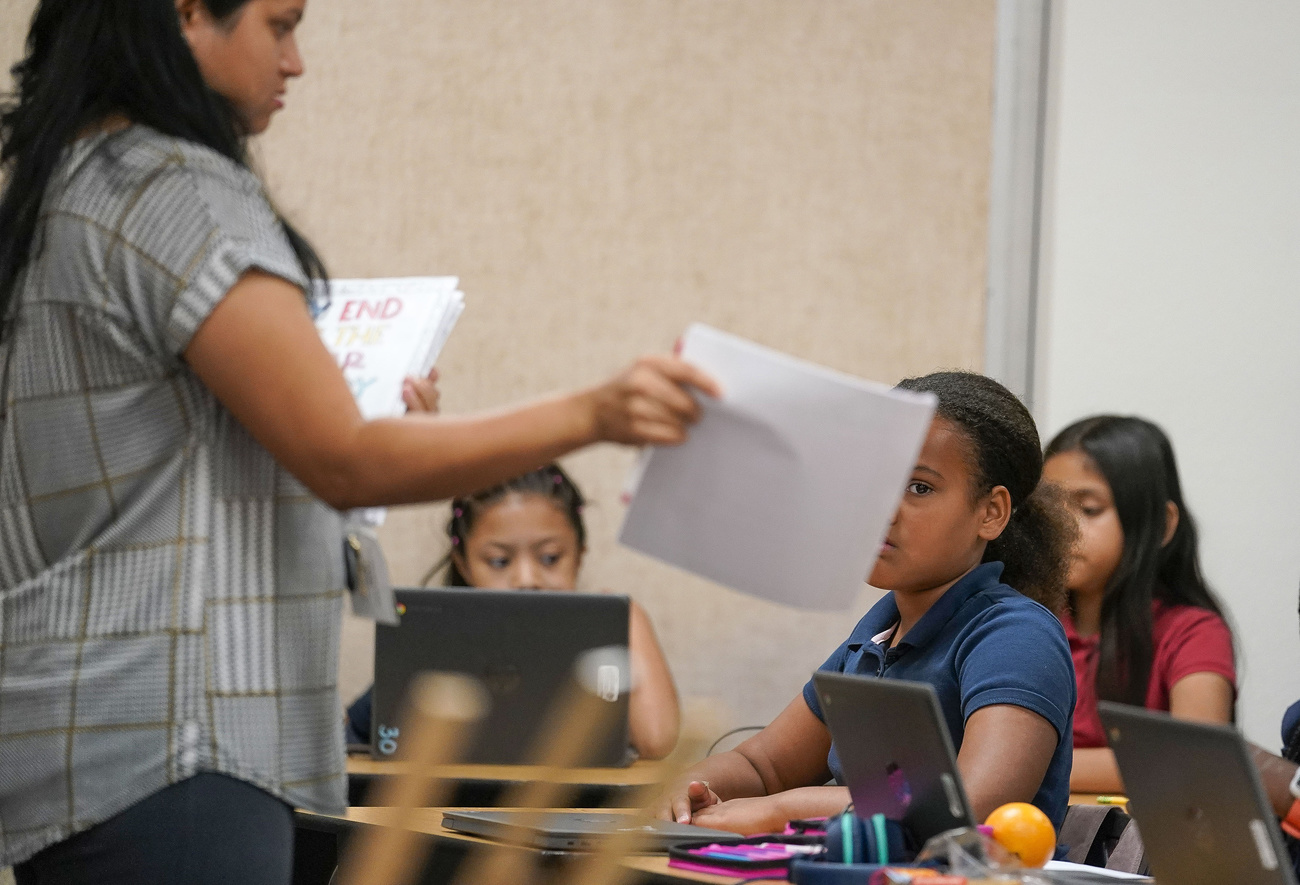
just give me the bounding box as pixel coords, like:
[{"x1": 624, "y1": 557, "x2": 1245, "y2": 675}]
[
  {"x1": 292, "y1": 806, "x2": 742, "y2": 885},
  {"x1": 344, "y1": 753, "x2": 667, "y2": 807},
  {"x1": 295, "y1": 797, "x2": 1137, "y2": 885}
]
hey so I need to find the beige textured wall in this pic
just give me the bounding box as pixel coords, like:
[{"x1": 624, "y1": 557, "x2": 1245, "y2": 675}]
[{"x1": 0, "y1": 0, "x2": 996, "y2": 739}]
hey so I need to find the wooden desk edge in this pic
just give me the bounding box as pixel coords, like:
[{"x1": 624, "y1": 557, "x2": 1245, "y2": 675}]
[{"x1": 345, "y1": 754, "x2": 668, "y2": 787}]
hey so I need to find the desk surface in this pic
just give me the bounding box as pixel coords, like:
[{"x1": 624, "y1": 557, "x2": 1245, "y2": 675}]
[
  {"x1": 349, "y1": 758, "x2": 1126, "y2": 804},
  {"x1": 348, "y1": 758, "x2": 1127, "y2": 806}
]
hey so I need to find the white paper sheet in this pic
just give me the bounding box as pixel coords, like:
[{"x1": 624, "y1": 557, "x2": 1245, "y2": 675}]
[
  {"x1": 1041, "y1": 860, "x2": 1152, "y2": 880},
  {"x1": 618, "y1": 324, "x2": 936, "y2": 610}
]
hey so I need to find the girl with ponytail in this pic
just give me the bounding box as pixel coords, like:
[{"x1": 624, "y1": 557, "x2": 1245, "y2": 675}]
[
  {"x1": 0, "y1": 1, "x2": 715, "y2": 880},
  {"x1": 1043, "y1": 416, "x2": 1235, "y2": 793},
  {"x1": 655, "y1": 371, "x2": 1078, "y2": 836}
]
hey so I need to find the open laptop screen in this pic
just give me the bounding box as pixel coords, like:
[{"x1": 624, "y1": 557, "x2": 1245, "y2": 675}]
[
  {"x1": 812, "y1": 671, "x2": 974, "y2": 842},
  {"x1": 1098, "y1": 701, "x2": 1296, "y2": 885},
  {"x1": 373, "y1": 587, "x2": 632, "y2": 766}
]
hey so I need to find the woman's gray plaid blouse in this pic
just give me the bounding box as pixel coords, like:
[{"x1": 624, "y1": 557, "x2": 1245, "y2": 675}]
[{"x1": 0, "y1": 125, "x2": 348, "y2": 865}]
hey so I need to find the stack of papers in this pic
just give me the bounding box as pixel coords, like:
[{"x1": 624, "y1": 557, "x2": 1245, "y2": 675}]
[
  {"x1": 315, "y1": 276, "x2": 464, "y2": 526},
  {"x1": 618, "y1": 324, "x2": 936, "y2": 611},
  {"x1": 314, "y1": 276, "x2": 465, "y2": 420}
]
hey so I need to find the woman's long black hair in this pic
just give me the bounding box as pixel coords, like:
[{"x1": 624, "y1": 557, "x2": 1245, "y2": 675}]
[
  {"x1": 1045, "y1": 415, "x2": 1230, "y2": 707},
  {"x1": 896, "y1": 371, "x2": 1077, "y2": 613},
  {"x1": 0, "y1": 0, "x2": 326, "y2": 335}
]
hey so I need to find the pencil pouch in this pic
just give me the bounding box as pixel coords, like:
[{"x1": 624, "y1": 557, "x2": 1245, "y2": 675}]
[{"x1": 667, "y1": 834, "x2": 824, "y2": 877}]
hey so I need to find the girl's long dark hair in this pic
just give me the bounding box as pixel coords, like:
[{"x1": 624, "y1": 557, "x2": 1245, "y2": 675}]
[
  {"x1": 421, "y1": 464, "x2": 587, "y2": 588},
  {"x1": 0, "y1": 0, "x2": 326, "y2": 335},
  {"x1": 896, "y1": 371, "x2": 1076, "y2": 613},
  {"x1": 1045, "y1": 415, "x2": 1230, "y2": 707}
]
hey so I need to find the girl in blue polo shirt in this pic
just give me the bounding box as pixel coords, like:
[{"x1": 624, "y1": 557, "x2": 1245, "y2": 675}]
[{"x1": 655, "y1": 371, "x2": 1077, "y2": 835}]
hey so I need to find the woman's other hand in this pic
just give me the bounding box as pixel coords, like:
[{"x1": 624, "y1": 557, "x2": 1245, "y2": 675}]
[
  {"x1": 587, "y1": 355, "x2": 720, "y2": 446},
  {"x1": 402, "y1": 367, "x2": 441, "y2": 414}
]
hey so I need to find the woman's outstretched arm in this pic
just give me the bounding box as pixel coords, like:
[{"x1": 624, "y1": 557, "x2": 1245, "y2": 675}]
[{"x1": 185, "y1": 270, "x2": 718, "y2": 509}]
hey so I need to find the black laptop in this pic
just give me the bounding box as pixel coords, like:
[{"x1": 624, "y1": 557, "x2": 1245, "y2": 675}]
[
  {"x1": 1098, "y1": 702, "x2": 1297, "y2": 885},
  {"x1": 812, "y1": 671, "x2": 975, "y2": 843},
  {"x1": 372, "y1": 587, "x2": 633, "y2": 766}
]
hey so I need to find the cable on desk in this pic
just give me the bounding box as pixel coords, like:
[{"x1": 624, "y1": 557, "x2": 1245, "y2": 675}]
[{"x1": 707, "y1": 726, "x2": 765, "y2": 757}]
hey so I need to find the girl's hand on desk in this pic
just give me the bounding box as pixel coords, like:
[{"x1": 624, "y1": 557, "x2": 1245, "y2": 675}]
[
  {"x1": 690, "y1": 794, "x2": 789, "y2": 836},
  {"x1": 587, "y1": 355, "x2": 720, "y2": 446},
  {"x1": 402, "y1": 367, "x2": 441, "y2": 414},
  {"x1": 656, "y1": 780, "x2": 720, "y2": 825}
]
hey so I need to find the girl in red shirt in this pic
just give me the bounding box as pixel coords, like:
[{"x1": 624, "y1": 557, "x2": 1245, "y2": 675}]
[{"x1": 1043, "y1": 416, "x2": 1236, "y2": 793}]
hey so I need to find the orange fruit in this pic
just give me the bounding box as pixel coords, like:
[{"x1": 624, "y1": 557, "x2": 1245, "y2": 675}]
[{"x1": 984, "y1": 802, "x2": 1056, "y2": 868}]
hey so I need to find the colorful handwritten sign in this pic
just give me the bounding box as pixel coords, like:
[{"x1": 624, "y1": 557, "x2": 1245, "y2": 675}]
[{"x1": 314, "y1": 277, "x2": 464, "y2": 420}]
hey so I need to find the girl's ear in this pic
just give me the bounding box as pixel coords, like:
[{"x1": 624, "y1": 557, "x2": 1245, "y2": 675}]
[
  {"x1": 1162, "y1": 501, "x2": 1180, "y2": 547},
  {"x1": 176, "y1": 0, "x2": 202, "y2": 30},
  {"x1": 450, "y1": 548, "x2": 470, "y2": 579},
  {"x1": 176, "y1": 0, "x2": 216, "y2": 54},
  {"x1": 978, "y1": 485, "x2": 1013, "y2": 541}
]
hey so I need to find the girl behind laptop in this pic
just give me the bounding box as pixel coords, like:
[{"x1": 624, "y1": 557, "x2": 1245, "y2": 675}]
[
  {"x1": 1043, "y1": 415, "x2": 1235, "y2": 793},
  {"x1": 347, "y1": 465, "x2": 681, "y2": 759}
]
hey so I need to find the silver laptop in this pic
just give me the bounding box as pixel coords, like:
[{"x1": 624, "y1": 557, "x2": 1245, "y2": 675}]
[
  {"x1": 440, "y1": 809, "x2": 744, "y2": 852},
  {"x1": 1098, "y1": 701, "x2": 1297, "y2": 885},
  {"x1": 373, "y1": 587, "x2": 632, "y2": 766},
  {"x1": 812, "y1": 671, "x2": 975, "y2": 843}
]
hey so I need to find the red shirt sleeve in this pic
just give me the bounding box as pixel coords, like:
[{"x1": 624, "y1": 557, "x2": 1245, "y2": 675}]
[{"x1": 1146, "y1": 604, "x2": 1236, "y2": 711}]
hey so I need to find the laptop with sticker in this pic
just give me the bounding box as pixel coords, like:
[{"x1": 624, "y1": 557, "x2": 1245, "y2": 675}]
[
  {"x1": 812, "y1": 671, "x2": 975, "y2": 843},
  {"x1": 372, "y1": 587, "x2": 632, "y2": 766}
]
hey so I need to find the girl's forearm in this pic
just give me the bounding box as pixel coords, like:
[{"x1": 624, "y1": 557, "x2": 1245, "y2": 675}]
[
  {"x1": 626, "y1": 601, "x2": 681, "y2": 760},
  {"x1": 1070, "y1": 746, "x2": 1124, "y2": 794},
  {"x1": 671, "y1": 749, "x2": 771, "y2": 802},
  {"x1": 774, "y1": 785, "x2": 852, "y2": 822},
  {"x1": 1249, "y1": 742, "x2": 1297, "y2": 819}
]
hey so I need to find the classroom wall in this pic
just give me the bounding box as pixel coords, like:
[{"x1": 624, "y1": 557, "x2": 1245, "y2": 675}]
[
  {"x1": 275, "y1": 0, "x2": 998, "y2": 740},
  {"x1": 1037, "y1": 0, "x2": 1300, "y2": 746},
  {"x1": 0, "y1": 1, "x2": 998, "y2": 742}
]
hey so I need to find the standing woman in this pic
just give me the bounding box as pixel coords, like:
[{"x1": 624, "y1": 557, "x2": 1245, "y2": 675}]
[{"x1": 0, "y1": 1, "x2": 716, "y2": 882}]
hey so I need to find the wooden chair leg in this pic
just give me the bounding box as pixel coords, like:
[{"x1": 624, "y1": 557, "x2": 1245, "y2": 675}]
[{"x1": 334, "y1": 673, "x2": 488, "y2": 885}]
